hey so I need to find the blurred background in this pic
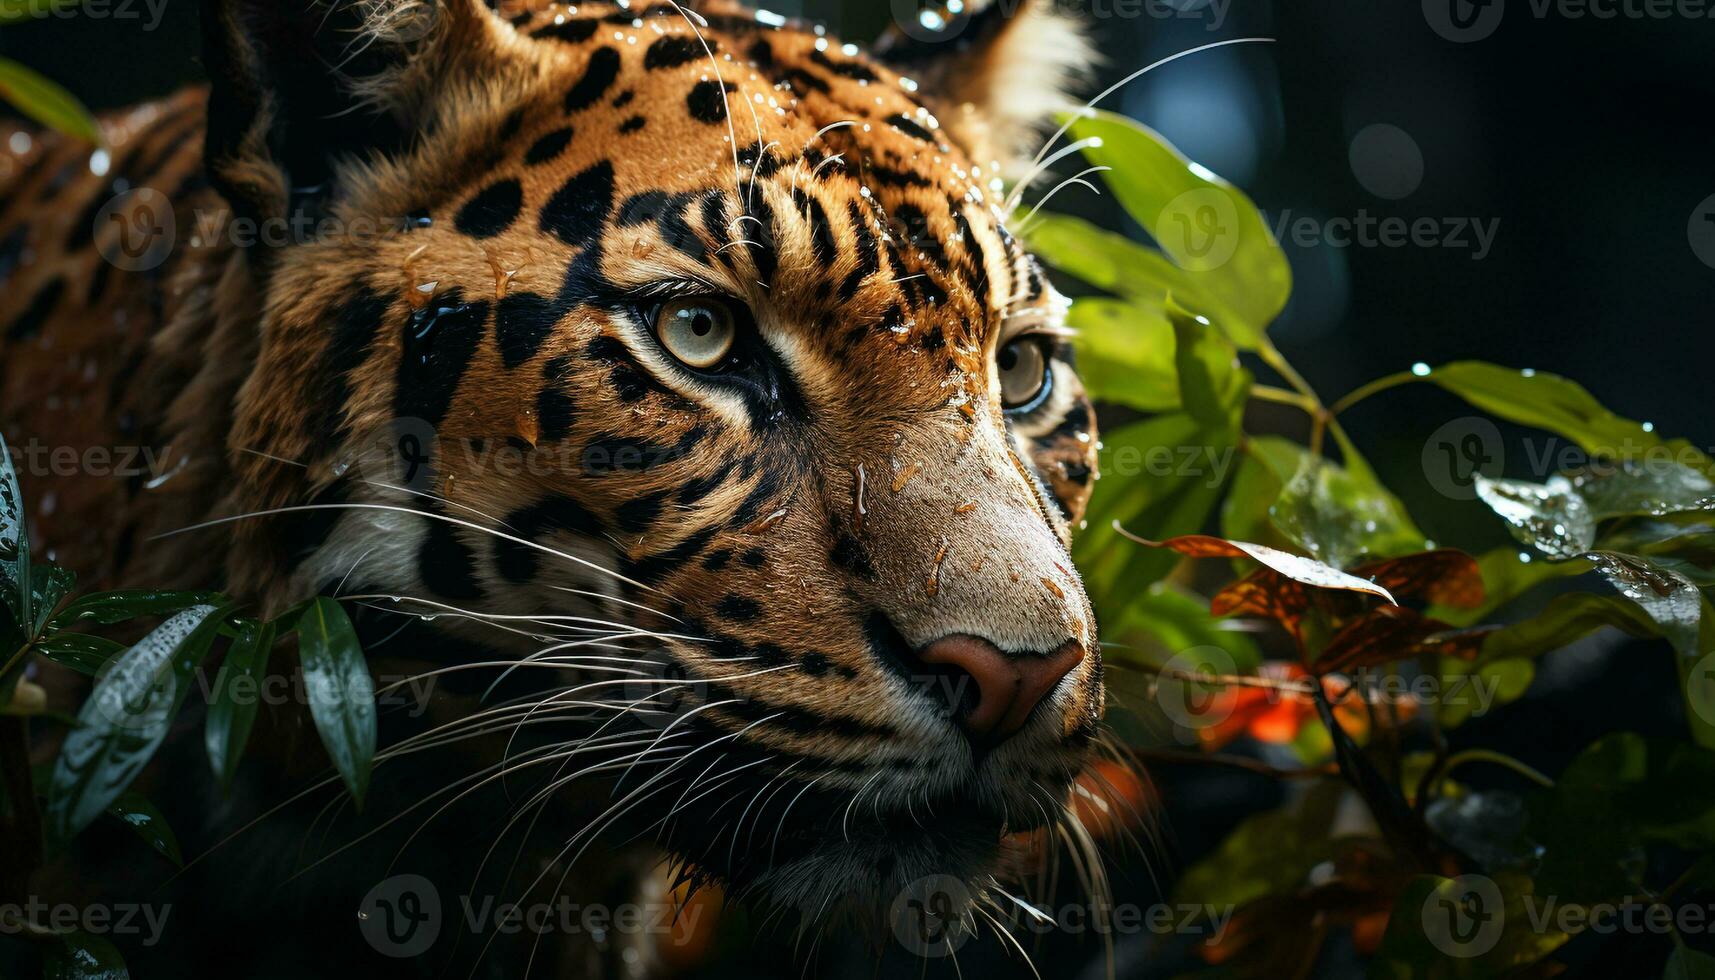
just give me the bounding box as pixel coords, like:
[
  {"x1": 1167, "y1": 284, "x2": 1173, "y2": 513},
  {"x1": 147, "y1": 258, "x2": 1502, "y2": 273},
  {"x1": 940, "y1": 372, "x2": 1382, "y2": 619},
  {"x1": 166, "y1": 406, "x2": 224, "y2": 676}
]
[{"x1": 3, "y1": 1, "x2": 1712, "y2": 977}]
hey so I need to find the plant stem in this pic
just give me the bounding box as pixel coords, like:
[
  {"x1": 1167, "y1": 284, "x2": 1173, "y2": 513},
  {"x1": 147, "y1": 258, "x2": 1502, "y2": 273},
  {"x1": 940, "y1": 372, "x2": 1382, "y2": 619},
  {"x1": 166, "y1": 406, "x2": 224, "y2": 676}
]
[
  {"x1": 1257, "y1": 340, "x2": 1332, "y2": 457},
  {"x1": 1437, "y1": 748, "x2": 1554, "y2": 789},
  {"x1": 1250, "y1": 384, "x2": 1318, "y2": 413},
  {"x1": 1329, "y1": 370, "x2": 1421, "y2": 418}
]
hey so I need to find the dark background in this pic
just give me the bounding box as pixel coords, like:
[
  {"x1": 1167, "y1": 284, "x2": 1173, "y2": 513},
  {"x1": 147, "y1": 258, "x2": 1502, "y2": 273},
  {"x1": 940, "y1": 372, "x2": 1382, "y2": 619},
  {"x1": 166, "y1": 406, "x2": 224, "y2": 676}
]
[{"x1": 4, "y1": 1, "x2": 1713, "y2": 978}]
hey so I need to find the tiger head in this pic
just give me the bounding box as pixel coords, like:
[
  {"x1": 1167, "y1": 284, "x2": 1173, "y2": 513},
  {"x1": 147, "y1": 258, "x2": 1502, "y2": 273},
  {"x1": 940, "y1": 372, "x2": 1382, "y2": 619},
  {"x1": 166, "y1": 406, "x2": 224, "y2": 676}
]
[{"x1": 200, "y1": 0, "x2": 1108, "y2": 926}]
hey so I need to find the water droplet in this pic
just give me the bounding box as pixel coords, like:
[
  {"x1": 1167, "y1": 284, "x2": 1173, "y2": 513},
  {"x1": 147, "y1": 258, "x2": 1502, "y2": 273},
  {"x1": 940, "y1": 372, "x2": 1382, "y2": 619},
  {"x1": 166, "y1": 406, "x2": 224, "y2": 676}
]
[{"x1": 1411, "y1": 362, "x2": 1431, "y2": 377}]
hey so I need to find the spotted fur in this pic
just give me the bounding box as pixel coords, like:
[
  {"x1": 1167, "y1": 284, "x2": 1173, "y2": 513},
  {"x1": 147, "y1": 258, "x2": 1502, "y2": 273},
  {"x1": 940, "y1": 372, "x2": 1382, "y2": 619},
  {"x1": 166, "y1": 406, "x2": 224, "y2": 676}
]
[{"x1": 0, "y1": 0, "x2": 1109, "y2": 954}]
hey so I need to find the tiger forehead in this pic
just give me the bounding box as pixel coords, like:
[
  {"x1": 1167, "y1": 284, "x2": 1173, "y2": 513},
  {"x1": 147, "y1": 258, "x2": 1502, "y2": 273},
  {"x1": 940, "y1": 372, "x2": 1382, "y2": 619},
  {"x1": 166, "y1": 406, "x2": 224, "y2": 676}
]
[{"x1": 465, "y1": 0, "x2": 1035, "y2": 344}]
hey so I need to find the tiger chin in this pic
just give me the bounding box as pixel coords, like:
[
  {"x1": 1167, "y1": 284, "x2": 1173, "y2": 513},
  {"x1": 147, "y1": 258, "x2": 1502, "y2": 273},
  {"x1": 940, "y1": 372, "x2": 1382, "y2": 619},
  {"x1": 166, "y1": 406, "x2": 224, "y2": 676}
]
[{"x1": 0, "y1": 0, "x2": 1121, "y2": 971}]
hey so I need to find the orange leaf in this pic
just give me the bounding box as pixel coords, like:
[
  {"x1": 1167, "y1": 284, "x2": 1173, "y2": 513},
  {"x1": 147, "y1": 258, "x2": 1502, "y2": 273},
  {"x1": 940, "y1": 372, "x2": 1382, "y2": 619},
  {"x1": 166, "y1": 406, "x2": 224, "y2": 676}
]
[{"x1": 1314, "y1": 606, "x2": 1487, "y2": 673}]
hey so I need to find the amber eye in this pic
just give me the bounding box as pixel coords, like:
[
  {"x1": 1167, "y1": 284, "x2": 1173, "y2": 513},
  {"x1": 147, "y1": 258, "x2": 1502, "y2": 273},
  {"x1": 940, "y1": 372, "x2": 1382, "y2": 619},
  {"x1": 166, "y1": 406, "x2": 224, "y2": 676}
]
[
  {"x1": 653, "y1": 298, "x2": 738, "y2": 370},
  {"x1": 997, "y1": 337, "x2": 1051, "y2": 411}
]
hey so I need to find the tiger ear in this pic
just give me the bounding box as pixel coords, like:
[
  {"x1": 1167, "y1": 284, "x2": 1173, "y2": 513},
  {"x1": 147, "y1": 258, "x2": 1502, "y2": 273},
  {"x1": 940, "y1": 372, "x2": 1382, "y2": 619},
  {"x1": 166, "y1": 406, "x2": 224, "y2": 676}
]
[
  {"x1": 200, "y1": 0, "x2": 492, "y2": 232},
  {"x1": 873, "y1": 0, "x2": 1093, "y2": 178}
]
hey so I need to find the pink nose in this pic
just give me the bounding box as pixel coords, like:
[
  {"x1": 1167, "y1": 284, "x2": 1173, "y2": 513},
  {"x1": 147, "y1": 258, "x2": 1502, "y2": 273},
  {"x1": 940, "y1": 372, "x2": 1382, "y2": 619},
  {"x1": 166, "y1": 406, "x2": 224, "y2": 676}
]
[{"x1": 913, "y1": 635, "x2": 1085, "y2": 740}]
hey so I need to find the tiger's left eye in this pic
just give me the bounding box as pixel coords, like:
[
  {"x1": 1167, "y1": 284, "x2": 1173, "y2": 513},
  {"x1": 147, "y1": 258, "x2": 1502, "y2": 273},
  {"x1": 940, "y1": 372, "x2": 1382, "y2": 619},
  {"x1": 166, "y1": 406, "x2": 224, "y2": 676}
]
[
  {"x1": 654, "y1": 298, "x2": 737, "y2": 369},
  {"x1": 997, "y1": 337, "x2": 1051, "y2": 411}
]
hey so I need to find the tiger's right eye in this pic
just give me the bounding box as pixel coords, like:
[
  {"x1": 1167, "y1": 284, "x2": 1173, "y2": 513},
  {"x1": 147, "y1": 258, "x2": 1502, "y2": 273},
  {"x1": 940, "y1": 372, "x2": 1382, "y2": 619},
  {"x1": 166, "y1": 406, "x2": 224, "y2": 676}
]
[{"x1": 654, "y1": 298, "x2": 738, "y2": 370}]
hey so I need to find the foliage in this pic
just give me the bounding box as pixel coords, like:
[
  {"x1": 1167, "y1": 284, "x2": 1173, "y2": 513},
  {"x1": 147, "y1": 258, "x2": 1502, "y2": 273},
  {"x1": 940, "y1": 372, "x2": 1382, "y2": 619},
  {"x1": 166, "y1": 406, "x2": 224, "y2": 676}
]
[
  {"x1": 0, "y1": 431, "x2": 376, "y2": 976},
  {"x1": 1024, "y1": 109, "x2": 1715, "y2": 977}
]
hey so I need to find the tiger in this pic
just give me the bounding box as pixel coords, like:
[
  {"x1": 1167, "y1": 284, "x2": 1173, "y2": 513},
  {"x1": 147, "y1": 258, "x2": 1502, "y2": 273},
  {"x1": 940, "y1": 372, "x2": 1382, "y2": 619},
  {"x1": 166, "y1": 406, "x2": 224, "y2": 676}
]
[{"x1": 0, "y1": 0, "x2": 1117, "y2": 973}]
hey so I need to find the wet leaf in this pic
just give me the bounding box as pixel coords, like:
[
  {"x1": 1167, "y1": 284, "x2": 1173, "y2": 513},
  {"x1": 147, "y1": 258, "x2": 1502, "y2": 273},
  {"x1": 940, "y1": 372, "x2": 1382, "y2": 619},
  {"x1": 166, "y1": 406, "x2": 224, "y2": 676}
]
[
  {"x1": 1272, "y1": 456, "x2": 1425, "y2": 570},
  {"x1": 35, "y1": 633, "x2": 125, "y2": 676},
  {"x1": 1424, "y1": 790, "x2": 1537, "y2": 873},
  {"x1": 0, "y1": 430, "x2": 29, "y2": 634},
  {"x1": 0, "y1": 57, "x2": 101, "y2": 144},
  {"x1": 1423, "y1": 361, "x2": 1658, "y2": 457},
  {"x1": 299, "y1": 597, "x2": 375, "y2": 808},
  {"x1": 1127, "y1": 533, "x2": 1398, "y2": 605},
  {"x1": 106, "y1": 789, "x2": 182, "y2": 866},
  {"x1": 1065, "y1": 109, "x2": 1290, "y2": 349},
  {"x1": 51, "y1": 590, "x2": 223, "y2": 628},
  {"x1": 30, "y1": 563, "x2": 76, "y2": 634},
  {"x1": 1588, "y1": 552, "x2": 1701, "y2": 657},
  {"x1": 43, "y1": 930, "x2": 129, "y2": 980},
  {"x1": 205, "y1": 618, "x2": 273, "y2": 792},
  {"x1": 1567, "y1": 458, "x2": 1715, "y2": 519},
  {"x1": 1474, "y1": 474, "x2": 1595, "y2": 560},
  {"x1": 46, "y1": 605, "x2": 222, "y2": 839}
]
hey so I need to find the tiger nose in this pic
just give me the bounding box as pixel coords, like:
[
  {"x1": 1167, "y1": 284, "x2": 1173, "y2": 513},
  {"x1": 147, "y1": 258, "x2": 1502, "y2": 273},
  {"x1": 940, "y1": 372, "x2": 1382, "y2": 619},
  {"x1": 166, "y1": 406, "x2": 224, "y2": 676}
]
[{"x1": 913, "y1": 635, "x2": 1086, "y2": 741}]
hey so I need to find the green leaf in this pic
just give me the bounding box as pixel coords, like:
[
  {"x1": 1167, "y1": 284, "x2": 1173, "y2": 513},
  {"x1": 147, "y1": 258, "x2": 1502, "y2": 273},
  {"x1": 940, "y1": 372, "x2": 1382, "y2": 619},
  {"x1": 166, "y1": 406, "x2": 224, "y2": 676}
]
[
  {"x1": 45, "y1": 604, "x2": 222, "y2": 839},
  {"x1": 1270, "y1": 455, "x2": 1426, "y2": 570},
  {"x1": 1423, "y1": 361, "x2": 1659, "y2": 458},
  {"x1": 0, "y1": 0, "x2": 86, "y2": 23},
  {"x1": 30, "y1": 563, "x2": 76, "y2": 634},
  {"x1": 0, "y1": 57, "x2": 100, "y2": 144},
  {"x1": 1022, "y1": 211, "x2": 1194, "y2": 304},
  {"x1": 35, "y1": 633, "x2": 125, "y2": 676},
  {"x1": 1370, "y1": 873, "x2": 1567, "y2": 979},
  {"x1": 1530, "y1": 734, "x2": 1715, "y2": 902},
  {"x1": 1220, "y1": 436, "x2": 1308, "y2": 556},
  {"x1": 1174, "y1": 782, "x2": 1342, "y2": 909},
  {"x1": 1063, "y1": 297, "x2": 1178, "y2": 411},
  {"x1": 1065, "y1": 109, "x2": 1291, "y2": 349},
  {"x1": 0, "y1": 430, "x2": 30, "y2": 635},
  {"x1": 106, "y1": 789, "x2": 182, "y2": 866},
  {"x1": 1567, "y1": 459, "x2": 1715, "y2": 519},
  {"x1": 1666, "y1": 947, "x2": 1715, "y2": 980},
  {"x1": 44, "y1": 930, "x2": 129, "y2": 980},
  {"x1": 1588, "y1": 552, "x2": 1701, "y2": 658},
  {"x1": 1475, "y1": 591, "x2": 1659, "y2": 664},
  {"x1": 299, "y1": 597, "x2": 375, "y2": 808},
  {"x1": 205, "y1": 618, "x2": 273, "y2": 792},
  {"x1": 1170, "y1": 304, "x2": 1245, "y2": 429},
  {"x1": 1474, "y1": 474, "x2": 1597, "y2": 560},
  {"x1": 1436, "y1": 658, "x2": 1534, "y2": 728},
  {"x1": 1102, "y1": 583, "x2": 1262, "y2": 674},
  {"x1": 1428, "y1": 548, "x2": 1591, "y2": 627},
  {"x1": 51, "y1": 590, "x2": 223, "y2": 629}
]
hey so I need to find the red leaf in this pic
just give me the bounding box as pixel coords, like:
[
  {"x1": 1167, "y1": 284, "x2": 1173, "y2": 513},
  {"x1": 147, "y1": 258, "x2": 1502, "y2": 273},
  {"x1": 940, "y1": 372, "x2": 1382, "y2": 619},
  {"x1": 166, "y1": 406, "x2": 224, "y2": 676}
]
[
  {"x1": 1315, "y1": 606, "x2": 1489, "y2": 673},
  {"x1": 1348, "y1": 549, "x2": 1486, "y2": 608},
  {"x1": 1117, "y1": 529, "x2": 1398, "y2": 604}
]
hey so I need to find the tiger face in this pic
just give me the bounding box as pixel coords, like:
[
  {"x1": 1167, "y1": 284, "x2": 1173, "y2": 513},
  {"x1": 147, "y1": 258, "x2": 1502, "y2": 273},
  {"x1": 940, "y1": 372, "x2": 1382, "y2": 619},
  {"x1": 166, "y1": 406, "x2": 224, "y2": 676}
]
[{"x1": 205, "y1": 0, "x2": 1104, "y2": 922}]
